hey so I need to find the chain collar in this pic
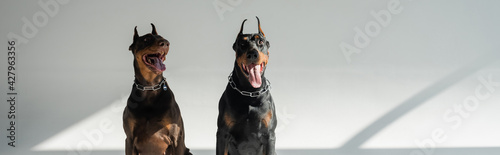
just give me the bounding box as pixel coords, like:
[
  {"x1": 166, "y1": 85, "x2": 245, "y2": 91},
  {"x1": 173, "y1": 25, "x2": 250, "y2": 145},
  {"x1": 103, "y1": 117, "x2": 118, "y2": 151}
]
[
  {"x1": 228, "y1": 73, "x2": 271, "y2": 97},
  {"x1": 134, "y1": 77, "x2": 168, "y2": 91}
]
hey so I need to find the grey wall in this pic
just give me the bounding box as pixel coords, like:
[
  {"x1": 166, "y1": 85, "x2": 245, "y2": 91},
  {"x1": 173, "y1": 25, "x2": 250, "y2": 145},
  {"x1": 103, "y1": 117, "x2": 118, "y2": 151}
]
[{"x1": 1, "y1": 0, "x2": 499, "y2": 155}]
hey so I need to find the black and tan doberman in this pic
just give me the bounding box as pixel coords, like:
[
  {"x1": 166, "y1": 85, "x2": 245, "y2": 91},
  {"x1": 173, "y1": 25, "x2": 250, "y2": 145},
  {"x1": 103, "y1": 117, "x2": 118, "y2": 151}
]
[
  {"x1": 217, "y1": 17, "x2": 277, "y2": 155},
  {"x1": 123, "y1": 23, "x2": 191, "y2": 155}
]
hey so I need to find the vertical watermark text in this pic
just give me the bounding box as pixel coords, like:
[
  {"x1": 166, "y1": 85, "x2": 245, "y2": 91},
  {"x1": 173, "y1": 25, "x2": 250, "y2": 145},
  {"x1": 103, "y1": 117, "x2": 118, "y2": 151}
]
[{"x1": 6, "y1": 40, "x2": 17, "y2": 147}]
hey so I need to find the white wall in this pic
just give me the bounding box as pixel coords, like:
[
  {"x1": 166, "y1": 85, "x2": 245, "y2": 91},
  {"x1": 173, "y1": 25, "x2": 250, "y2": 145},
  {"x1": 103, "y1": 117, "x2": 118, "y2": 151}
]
[{"x1": 1, "y1": 0, "x2": 499, "y2": 155}]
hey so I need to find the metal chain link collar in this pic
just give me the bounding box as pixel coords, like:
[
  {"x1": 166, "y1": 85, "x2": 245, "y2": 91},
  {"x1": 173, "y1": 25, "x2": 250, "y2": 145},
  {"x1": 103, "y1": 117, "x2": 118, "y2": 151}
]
[
  {"x1": 228, "y1": 73, "x2": 271, "y2": 97},
  {"x1": 134, "y1": 77, "x2": 167, "y2": 91}
]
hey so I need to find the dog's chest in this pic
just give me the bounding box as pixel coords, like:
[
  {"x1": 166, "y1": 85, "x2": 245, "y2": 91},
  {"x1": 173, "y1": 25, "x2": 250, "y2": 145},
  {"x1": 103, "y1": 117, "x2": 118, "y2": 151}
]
[{"x1": 229, "y1": 104, "x2": 271, "y2": 134}]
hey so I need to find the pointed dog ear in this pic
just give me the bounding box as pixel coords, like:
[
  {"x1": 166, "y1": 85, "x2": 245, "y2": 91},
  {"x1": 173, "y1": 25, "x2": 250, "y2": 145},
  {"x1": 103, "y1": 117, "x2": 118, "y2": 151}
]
[
  {"x1": 151, "y1": 23, "x2": 158, "y2": 35},
  {"x1": 238, "y1": 19, "x2": 247, "y2": 37},
  {"x1": 233, "y1": 19, "x2": 247, "y2": 52},
  {"x1": 133, "y1": 26, "x2": 139, "y2": 41},
  {"x1": 130, "y1": 26, "x2": 139, "y2": 51},
  {"x1": 256, "y1": 16, "x2": 265, "y2": 37}
]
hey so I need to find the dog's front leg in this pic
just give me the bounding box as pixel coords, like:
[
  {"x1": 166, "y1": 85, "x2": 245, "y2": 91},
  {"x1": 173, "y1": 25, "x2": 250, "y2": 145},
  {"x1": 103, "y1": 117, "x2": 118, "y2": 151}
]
[
  {"x1": 216, "y1": 130, "x2": 229, "y2": 155},
  {"x1": 217, "y1": 130, "x2": 239, "y2": 155},
  {"x1": 265, "y1": 132, "x2": 276, "y2": 155},
  {"x1": 125, "y1": 137, "x2": 134, "y2": 155}
]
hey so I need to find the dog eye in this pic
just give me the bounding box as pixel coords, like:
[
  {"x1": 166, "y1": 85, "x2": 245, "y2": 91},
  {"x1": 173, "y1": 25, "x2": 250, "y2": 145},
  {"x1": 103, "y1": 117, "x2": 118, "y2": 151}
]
[{"x1": 143, "y1": 38, "x2": 148, "y2": 42}]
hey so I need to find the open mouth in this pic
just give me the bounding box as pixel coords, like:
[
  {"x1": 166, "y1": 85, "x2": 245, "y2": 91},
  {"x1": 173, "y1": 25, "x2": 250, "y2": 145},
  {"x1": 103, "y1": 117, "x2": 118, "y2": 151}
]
[
  {"x1": 241, "y1": 63, "x2": 265, "y2": 88},
  {"x1": 142, "y1": 52, "x2": 166, "y2": 72}
]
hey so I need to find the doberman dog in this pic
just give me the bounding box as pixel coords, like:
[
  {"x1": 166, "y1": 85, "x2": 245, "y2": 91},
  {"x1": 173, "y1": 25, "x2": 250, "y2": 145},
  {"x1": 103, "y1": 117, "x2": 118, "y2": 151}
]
[
  {"x1": 123, "y1": 23, "x2": 191, "y2": 155},
  {"x1": 216, "y1": 17, "x2": 277, "y2": 155}
]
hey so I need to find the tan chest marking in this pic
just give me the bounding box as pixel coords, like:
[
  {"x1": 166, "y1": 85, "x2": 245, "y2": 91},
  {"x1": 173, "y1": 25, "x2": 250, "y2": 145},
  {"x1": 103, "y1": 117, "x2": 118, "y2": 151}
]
[
  {"x1": 262, "y1": 110, "x2": 273, "y2": 128},
  {"x1": 224, "y1": 112, "x2": 235, "y2": 129}
]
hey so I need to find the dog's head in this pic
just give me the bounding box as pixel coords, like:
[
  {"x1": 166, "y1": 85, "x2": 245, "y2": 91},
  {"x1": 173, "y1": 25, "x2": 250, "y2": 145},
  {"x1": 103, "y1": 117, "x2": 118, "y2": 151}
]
[
  {"x1": 129, "y1": 24, "x2": 170, "y2": 75},
  {"x1": 233, "y1": 17, "x2": 270, "y2": 88}
]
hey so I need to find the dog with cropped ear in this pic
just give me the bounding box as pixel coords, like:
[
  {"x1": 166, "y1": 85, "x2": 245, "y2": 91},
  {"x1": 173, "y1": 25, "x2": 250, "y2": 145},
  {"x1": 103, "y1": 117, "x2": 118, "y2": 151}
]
[
  {"x1": 123, "y1": 23, "x2": 192, "y2": 155},
  {"x1": 216, "y1": 17, "x2": 277, "y2": 155}
]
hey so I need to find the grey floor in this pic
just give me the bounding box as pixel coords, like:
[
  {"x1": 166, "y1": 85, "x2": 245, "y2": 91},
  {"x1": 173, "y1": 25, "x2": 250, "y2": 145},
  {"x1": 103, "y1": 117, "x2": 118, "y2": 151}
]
[{"x1": 4, "y1": 148, "x2": 500, "y2": 155}]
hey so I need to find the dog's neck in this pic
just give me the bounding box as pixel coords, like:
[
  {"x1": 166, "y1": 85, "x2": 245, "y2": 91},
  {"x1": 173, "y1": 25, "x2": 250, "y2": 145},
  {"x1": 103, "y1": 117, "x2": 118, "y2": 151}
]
[{"x1": 128, "y1": 61, "x2": 169, "y2": 107}]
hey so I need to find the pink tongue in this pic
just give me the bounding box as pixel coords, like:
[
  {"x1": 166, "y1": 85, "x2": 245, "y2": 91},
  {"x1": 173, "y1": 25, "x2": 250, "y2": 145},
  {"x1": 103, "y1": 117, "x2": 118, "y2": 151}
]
[
  {"x1": 151, "y1": 57, "x2": 166, "y2": 72},
  {"x1": 247, "y1": 64, "x2": 262, "y2": 88}
]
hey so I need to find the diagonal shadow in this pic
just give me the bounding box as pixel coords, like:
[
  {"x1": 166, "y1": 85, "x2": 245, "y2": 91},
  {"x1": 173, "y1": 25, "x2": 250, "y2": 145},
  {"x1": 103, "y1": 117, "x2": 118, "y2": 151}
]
[{"x1": 340, "y1": 51, "x2": 500, "y2": 150}]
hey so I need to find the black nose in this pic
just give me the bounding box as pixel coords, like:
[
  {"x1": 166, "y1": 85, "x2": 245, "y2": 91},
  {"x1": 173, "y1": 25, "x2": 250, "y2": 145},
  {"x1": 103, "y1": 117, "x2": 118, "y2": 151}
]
[
  {"x1": 158, "y1": 39, "x2": 169, "y2": 47},
  {"x1": 246, "y1": 50, "x2": 258, "y2": 61}
]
